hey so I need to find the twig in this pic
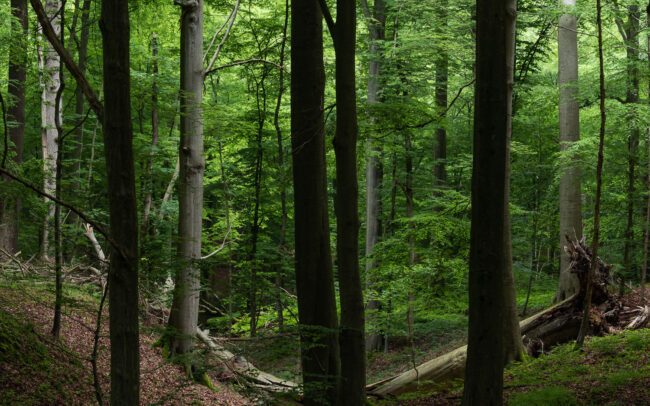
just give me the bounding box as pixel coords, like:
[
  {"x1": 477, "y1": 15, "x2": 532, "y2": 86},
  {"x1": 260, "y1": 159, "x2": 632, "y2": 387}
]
[
  {"x1": 204, "y1": 58, "x2": 286, "y2": 78},
  {"x1": 204, "y1": 0, "x2": 240, "y2": 75}
]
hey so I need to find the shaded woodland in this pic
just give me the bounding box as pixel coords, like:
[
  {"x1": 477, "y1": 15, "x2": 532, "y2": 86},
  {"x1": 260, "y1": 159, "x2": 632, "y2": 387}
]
[{"x1": 0, "y1": 0, "x2": 649, "y2": 404}]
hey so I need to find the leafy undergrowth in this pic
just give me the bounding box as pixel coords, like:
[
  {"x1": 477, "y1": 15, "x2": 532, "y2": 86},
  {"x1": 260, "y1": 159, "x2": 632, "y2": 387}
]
[
  {"x1": 0, "y1": 275, "x2": 250, "y2": 405},
  {"x1": 371, "y1": 327, "x2": 650, "y2": 405}
]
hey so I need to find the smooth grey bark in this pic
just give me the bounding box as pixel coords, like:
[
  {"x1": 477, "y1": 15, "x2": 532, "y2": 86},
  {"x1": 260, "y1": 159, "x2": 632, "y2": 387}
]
[
  {"x1": 291, "y1": 0, "x2": 340, "y2": 403},
  {"x1": 0, "y1": 0, "x2": 27, "y2": 253},
  {"x1": 39, "y1": 0, "x2": 62, "y2": 260},
  {"x1": 100, "y1": 0, "x2": 140, "y2": 401},
  {"x1": 362, "y1": 0, "x2": 386, "y2": 353},
  {"x1": 333, "y1": 0, "x2": 366, "y2": 402},
  {"x1": 462, "y1": 0, "x2": 511, "y2": 403},
  {"x1": 169, "y1": 0, "x2": 204, "y2": 356},
  {"x1": 405, "y1": 131, "x2": 415, "y2": 338},
  {"x1": 503, "y1": 0, "x2": 523, "y2": 365},
  {"x1": 622, "y1": 6, "x2": 640, "y2": 279},
  {"x1": 555, "y1": 0, "x2": 582, "y2": 302}
]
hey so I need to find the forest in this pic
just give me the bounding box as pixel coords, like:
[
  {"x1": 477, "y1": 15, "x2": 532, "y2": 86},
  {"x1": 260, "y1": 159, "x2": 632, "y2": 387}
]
[{"x1": 0, "y1": 0, "x2": 649, "y2": 404}]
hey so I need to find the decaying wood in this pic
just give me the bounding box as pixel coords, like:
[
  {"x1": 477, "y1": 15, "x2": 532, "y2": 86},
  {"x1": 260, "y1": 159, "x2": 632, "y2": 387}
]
[
  {"x1": 196, "y1": 328, "x2": 298, "y2": 393},
  {"x1": 368, "y1": 236, "x2": 649, "y2": 397}
]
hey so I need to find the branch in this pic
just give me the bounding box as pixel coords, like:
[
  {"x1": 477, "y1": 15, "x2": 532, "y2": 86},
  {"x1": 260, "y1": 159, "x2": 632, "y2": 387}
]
[
  {"x1": 318, "y1": 0, "x2": 336, "y2": 40},
  {"x1": 203, "y1": 2, "x2": 238, "y2": 63},
  {"x1": 403, "y1": 78, "x2": 475, "y2": 130},
  {"x1": 205, "y1": 59, "x2": 286, "y2": 77},
  {"x1": 30, "y1": 0, "x2": 103, "y2": 121},
  {"x1": 204, "y1": 0, "x2": 241, "y2": 76},
  {"x1": 200, "y1": 222, "x2": 231, "y2": 260},
  {"x1": 0, "y1": 167, "x2": 127, "y2": 261}
]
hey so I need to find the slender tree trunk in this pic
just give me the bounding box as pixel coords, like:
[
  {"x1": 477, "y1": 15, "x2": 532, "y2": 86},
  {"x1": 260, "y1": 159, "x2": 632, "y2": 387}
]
[
  {"x1": 100, "y1": 0, "x2": 140, "y2": 401},
  {"x1": 434, "y1": 0, "x2": 448, "y2": 188},
  {"x1": 462, "y1": 0, "x2": 510, "y2": 402},
  {"x1": 169, "y1": 0, "x2": 204, "y2": 357},
  {"x1": 503, "y1": 0, "x2": 523, "y2": 365},
  {"x1": 273, "y1": 0, "x2": 289, "y2": 332},
  {"x1": 291, "y1": 1, "x2": 340, "y2": 403},
  {"x1": 622, "y1": 6, "x2": 640, "y2": 280},
  {"x1": 575, "y1": 0, "x2": 606, "y2": 348},
  {"x1": 642, "y1": 1, "x2": 650, "y2": 302},
  {"x1": 51, "y1": 17, "x2": 65, "y2": 340},
  {"x1": 405, "y1": 131, "x2": 415, "y2": 338},
  {"x1": 555, "y1": 0, "x2": 582, "y2": 302},
  {"x1": 140, "y1": 32, "x2": 159, "y2": 254},
  {"x1": 249, "y1": 75, "x2": 267, "y2": 338},
  {"x1": 0, "y1": 0, "x2": 27, "y2": 253},
  {"x1": 39, "y1": 0, "x2": 62, "y2": 260},
  {"x1": 363, "y1": 0, "x2": 386, "y2": 353},
  {"x1": 333, "y1": 0, "x2": 365, "y2": 402}
]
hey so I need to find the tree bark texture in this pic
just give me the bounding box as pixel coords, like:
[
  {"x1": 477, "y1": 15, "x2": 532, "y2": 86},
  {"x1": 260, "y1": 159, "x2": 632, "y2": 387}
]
[
  {"x1": 622, "y1": 5, "x2": 640, "y2": 279},
  {"x1": 100, "y1": 0, "x2": 140, "y2": 402},
  {"x1": 502, "y1": 0, "x2": 523, "y2": 365},
  {"x1": 39, "y1": 0, "x2": 62, "y2": 260},
  {"x1": 364, "y1": 0, "x2": 386, "y2": 354},
  {"x1": 556, "y1": 0, "x2": 582, "y2": 302},
  {"x1": 169, "y1": 0, "x2": 204, "y2": 356},
  {"x1": 333, "y1": 0, "x2": 366, "y2": 403},
  {"x1": 291, "y1": 1, "x2": 340, "y2": 403},
  {"x1": 0, "y1": 0, "x2": 27, "y2": 253},
  {"x1": 462, "y1": 0, "x2": 510, "y2": 403}
]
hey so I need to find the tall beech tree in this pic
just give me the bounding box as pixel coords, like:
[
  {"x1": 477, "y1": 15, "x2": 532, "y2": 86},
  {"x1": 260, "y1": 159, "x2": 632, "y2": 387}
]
[
  {"x1": 168, "y1": 0, "x2": 204, "y2": 356},
  {"x1": 361, "y1": 0, "x2": 386, "y2": 354},
  {"x1": 462, "y1": 0, "x2": 514, "y2": 403},
  {"x1": 291, "y1": 0, "x2": 340, "y2": 403},
  {"x1": 555, "y1": 0, "x2": 582, "y2": 302},
  {"x1": 332, "y1": 0, "x2": 366, "y2": 402},
  {"x1": 39, "y1": 0, "x2": 62, "y2": 260},
  {"x1": 0, "y1": 0, "x2": 28, "y2": 253},
  {"x1": 101, "y1": 0, "x2": 140, "y2": 401}
]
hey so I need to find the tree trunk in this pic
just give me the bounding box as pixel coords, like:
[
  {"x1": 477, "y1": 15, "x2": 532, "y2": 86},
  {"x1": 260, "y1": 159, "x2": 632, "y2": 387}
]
[
  {"x1": 39, "y1": 0, "x2": 62, "y2": 261},
  {"x1": 52, "y1": 22, "x2": 65, "y2": 340},
  {"x1": 100, "y1": 0, "x2": 140, "y2": 401},
  {"x1": 291, "y1": 1, "x2": 340, "y2": 403},
  {"x1": 0, "y1": 0, "x2": 27, "y2": 253},
  {"x1": 642, "y1": 1, "x2": 650, "y2": 303},
  {"x1": 405, "y1": 131, "x2": 415, "y2": 338},
  {"x1": 575, "y1": 0, "x2": 606, "y2": 348},
  {"x1": 273, "y1": 0, "x2": 289, "y2": 332},
  {"x1": 169, "y1": 0, "x2": 204, "y2": 357},
  {"x1": 622, "y1": 5, "x2": 640, "y2": 280},
  {"x1": 433, "y1": 0, "x2": 448, "y2": 188},
  {"x1": 140, "y1": 32, "x2": 159, "y2": 253},
  {"x1": 333, "y1": 0, "x2": 366, "y2": 403},
  {"x1": 555, "y1": 0, "x2": 582, "y2": 302},
  {"x1": 462, "y1": 0, "x2": 510, "y2": 403},
  {"x1": 249, "y1": 74, "x2": 267, "y2": 338},
  {"x1": 363, "y1": 0, "x2": 386, "y2": 354},
  {"x1": 502, "y1": 0, "x2": 523, "y2": 365}
]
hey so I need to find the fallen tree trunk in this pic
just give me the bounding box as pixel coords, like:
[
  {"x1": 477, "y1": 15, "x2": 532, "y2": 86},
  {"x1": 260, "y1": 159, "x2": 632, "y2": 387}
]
[
  {"x1": 368, "y1": 236, "x2": 650, "y2": 397},
  {"x1": 196, "y1": 328, "x2": 298, "y2": 393}
]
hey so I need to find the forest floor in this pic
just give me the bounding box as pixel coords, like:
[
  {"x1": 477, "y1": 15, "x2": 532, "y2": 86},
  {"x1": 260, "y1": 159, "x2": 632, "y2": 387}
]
[
  {"x1": 0, "y1": 274, "x2": 251, "y2": 406},
  {"x1": 371, "y1": 286, "x2": 650, "y2": 406},
  {"x1": 1, "y1": 269, "x2": 647, "y2": 405}
]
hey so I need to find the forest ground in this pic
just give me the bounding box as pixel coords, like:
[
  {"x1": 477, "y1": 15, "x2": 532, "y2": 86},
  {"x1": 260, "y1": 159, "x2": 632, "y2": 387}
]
[{"x1": 0, "y1": 269, "x2": 647, "y2": 405}]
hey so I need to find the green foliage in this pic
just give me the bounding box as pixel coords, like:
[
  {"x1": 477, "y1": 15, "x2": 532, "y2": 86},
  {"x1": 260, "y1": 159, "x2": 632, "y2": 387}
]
[{"x1": 509, "y1": 386, "x2": 580, "y2": 406}]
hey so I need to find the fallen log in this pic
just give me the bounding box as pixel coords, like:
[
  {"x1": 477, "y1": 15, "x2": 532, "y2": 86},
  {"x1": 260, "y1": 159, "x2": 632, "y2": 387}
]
[
  {"x1": 368, "y1": 236, "x2": 650, "y2": 397},
  {"x1": 196, "y1": 328, "x2": 299, "y2": 393}
]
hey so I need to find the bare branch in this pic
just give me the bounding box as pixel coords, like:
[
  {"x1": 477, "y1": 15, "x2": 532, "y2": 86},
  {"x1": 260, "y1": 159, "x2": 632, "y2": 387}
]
[
  {"x1": 205, "y1": 58, "x2": 286, "y2": 77},
  {"x1": 205, "y1": 0, "x2": 241, "y2": 75}
]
